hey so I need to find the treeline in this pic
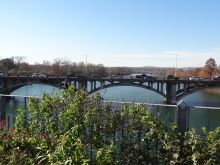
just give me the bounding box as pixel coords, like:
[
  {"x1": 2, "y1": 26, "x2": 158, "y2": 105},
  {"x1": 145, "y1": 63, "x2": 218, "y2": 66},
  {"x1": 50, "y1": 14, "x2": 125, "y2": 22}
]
[
  {"x1": 1, "y1": 56, "x2": 220, "y2": 78},
  {"x1": 0, "y1": 56, "x2": 133, "y2": 77}
]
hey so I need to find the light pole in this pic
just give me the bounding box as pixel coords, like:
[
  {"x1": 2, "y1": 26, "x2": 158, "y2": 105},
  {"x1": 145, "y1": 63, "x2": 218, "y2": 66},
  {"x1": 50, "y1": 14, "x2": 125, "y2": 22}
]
[
  {"x1": 85, "y1": 54, "x2": 87, "y2": 75},
  {"x1": 175, "y1": 54, "x2": 177, "y2": 77}
]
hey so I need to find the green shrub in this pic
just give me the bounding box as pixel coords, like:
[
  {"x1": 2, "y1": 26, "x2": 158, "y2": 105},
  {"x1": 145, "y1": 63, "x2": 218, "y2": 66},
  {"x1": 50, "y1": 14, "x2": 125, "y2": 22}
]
[{"x1": 0, "y1": 86, "x2": 220, "y2": 164}]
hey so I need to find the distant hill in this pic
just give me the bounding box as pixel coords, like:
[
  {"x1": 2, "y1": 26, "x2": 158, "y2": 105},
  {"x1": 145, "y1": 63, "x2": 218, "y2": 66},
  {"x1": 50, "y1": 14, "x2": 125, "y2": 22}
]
[
  {"x1": 128, "y1": 66, "x2": 204, "y2": 74},
  {"x1": 134, "y1": 66, "x2": 204, "y2": 70}
]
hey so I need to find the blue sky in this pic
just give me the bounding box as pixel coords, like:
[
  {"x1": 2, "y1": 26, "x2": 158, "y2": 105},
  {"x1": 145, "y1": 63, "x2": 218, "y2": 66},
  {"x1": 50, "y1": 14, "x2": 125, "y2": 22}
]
[{"x1": 1, "y1": 0, "x2": 220, "y2": 68}]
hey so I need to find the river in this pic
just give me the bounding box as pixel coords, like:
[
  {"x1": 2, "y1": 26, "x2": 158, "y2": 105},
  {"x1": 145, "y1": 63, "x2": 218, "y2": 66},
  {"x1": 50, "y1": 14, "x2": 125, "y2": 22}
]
[{"x1": 7, "y1": 83, "x2": 220, "y2": 133}]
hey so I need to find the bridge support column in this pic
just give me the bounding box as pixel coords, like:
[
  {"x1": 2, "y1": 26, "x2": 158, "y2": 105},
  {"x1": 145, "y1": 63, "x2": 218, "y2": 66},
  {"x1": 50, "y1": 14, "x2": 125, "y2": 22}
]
[
  {"x1": 90, "y1": 81, "x2": 94, "y2": 91},
  {"x1": 59, "y1": 80, "x2": 62, "y2": 88},
  {"x1": 193, "y1": 82, "x2": 198, "y2": 90},
  {"x1": 178, "y1": 83, "x2": 180, "y2": 91},
  {"x1": 183, "y1": 82, "x2": 188, "y2": 94},
  {"x1": 78, "y1": 81, "x2": 87, "y2": 91},
  {"x1": 161, "y1": 83, "x2": 164, "y2": 93},
  {"x1": 166, "y1": 82, "x2": 177, "y2": 104},
  {"x1": 73, "y1": 81, "x2": 76, "y2": 87},
  {"x1": 0, "y1": 94, "x2": 6, "y2": 120},
  {"x1": 94, "y1": 81, "x2": 97, "y2": 89},
  {"x1": 157, "y1": 82, "x2": 159, "y2": 91},
  {"x1": 0, "y1": 80, "x2": 7, "y2": 90}
]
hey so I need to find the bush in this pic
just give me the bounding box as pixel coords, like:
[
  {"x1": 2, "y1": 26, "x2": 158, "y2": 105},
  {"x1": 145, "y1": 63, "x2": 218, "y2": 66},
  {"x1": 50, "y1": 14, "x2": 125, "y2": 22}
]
[{"x1": 0, "y1": 86, "x2": 220, "y2": 164}]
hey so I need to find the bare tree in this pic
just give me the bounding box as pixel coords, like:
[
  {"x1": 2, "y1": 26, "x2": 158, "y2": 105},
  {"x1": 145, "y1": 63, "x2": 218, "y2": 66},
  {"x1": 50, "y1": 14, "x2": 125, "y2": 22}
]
[
  {"x1": 77, "y1": 62, "x2": 86, "y2": 74},
  {"x1": 41, "y1": 60, "x2": 51, "y2": 75},
  {"x1": 19, "y1": 62, "x2": 30, "y2": 75},
  {"x1": 60, "y1": 57, "x2": 71, "y2": 75},
  {"x1": 215, "y1": 65, "x2": 220, "y2": 75},
  {"x1": 94, "y1": 64, "x2": 107, "y2": 76},
  {"x1": 68, "y1": 62, "x2": 78, "y2": 74},
  {"x1": 13, "y1": 56, "x2": 26, "y2": 74},
  {"x1": 50, "y1": 59, "x2": 62, "y2": 76},
  {"x1": 166, "y1": 68, "x2": 175, "y2": 76}
]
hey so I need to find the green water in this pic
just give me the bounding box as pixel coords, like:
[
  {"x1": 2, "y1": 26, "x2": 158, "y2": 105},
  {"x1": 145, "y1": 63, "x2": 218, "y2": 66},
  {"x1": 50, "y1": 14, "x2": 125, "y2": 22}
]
[{"x1": 6, "y1": 84, "x2": 220, "y2": 132}]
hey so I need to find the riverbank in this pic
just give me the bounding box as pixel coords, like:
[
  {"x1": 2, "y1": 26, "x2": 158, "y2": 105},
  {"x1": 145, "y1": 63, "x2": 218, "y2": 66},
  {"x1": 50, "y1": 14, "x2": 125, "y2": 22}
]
[{"x1": 206, "y1": 88, "x2": 220, "y2": 95}]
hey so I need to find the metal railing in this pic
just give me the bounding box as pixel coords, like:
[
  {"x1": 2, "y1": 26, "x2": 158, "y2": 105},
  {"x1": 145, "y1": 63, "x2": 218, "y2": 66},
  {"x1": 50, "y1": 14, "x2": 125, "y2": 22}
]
[
  {"x1": 1, "y1": 94, "x2": 220, "y2": 164},
  {"x1": 1, "y1": 94, "x2": 220, "y2": 134}
]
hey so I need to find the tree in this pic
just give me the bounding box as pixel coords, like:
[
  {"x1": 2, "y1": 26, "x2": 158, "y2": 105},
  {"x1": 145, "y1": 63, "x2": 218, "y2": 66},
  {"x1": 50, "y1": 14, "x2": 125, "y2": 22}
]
[
  {"x1": 60, "y1": 57, "x2": 71, "y2": 75},
  {"x1": 202, "y1": 58, "x2": 217, "y2": 78},
  {"x1": 94, "y1": 63, "x2": 108, "y2": 76},
  {"x1": 193, "y1": 68, "x2": 203, "y2": 77},
  {"x1": 50, "y1": 58, "x2": 62, "y2": 75},
  {"x1": 166, "y1": 68, "x2": 175, "y2": 76},
  {"x1": 50, "y1": 63, "x2": 61, "y2": 75},
  {"x1": 13, "y1": 56, "x2": 26, "y2": 74},
  {"x1": 41, "y1": 60, "x2": 51, "y2": 75},
  {"x1": 215, "y1": 65, "x2": 220, "y2": 75},
  {"x1": 19, "y1": 62, "x2": 29, "y2": 74},
  {"x1": 77, "y1": 62, "x2": 86, "y2": 74},
  {"x1": 0, "y1": 57, "x2": 15, "y2": 73}
]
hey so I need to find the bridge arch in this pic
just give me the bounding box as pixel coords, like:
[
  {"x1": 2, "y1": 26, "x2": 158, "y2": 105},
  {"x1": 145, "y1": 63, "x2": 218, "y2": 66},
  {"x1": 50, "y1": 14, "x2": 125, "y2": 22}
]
[
  {"x1": 88, "y1": 79, "x2": 220, "y2": 104},
  {"x1": 177, "y1": 85, "x2": 220, "y2": 101},
  {"x1": 0, "y1": 76, "x2": 220, "y2": 104},
  {"x1": 0, "y1": 82, "x2": 61, "y2": 95},
  {"x1": 88, "y1": 82, "x2": 167, "y2": 99}
]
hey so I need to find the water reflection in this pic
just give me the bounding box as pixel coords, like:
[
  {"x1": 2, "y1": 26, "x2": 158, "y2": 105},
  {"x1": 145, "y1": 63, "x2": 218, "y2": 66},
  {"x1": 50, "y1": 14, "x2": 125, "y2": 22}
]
[{"x1": 11, "y1": 84, "x2": 61, "y2": 96}]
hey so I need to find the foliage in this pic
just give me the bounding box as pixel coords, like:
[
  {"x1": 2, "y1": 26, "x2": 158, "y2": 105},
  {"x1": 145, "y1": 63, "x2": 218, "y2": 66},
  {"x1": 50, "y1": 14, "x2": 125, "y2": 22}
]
[
  {"x1": 202, "y1": 58, "x2": 217, "y2": 78},
  {"x1": 0, "y1": 57, "x2": 15, "y2": 73},
  {"x1": 0, "y1": 86, "x2": 220, "y2": 164},
  {"x1": 206, "y1": 88, "x2": 220, "y2": 95}
]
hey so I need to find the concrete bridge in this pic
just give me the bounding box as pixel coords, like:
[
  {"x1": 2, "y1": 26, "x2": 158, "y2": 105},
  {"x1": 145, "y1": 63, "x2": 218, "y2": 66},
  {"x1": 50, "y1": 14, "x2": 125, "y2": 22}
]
[
  {"x1": 0, "y1": 75, "x2": 220, "y2": 133},
  {"x1": 0, "y1": 75, "x2": 220, "y2": 104}
]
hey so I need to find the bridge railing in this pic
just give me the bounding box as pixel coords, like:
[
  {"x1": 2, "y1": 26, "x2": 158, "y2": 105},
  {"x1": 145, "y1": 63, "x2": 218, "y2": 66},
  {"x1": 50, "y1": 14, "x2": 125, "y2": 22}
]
[
  {"x1": 1, "y1": 94, "x2": 220, "y2": 135},
  {"x1": 1, "y1": 96, "x2": 178, "y2": 129},
  {"x1": 188, "y1": 105, "x2": 220, "y2": 135},
  {"x1": 1, "y1": 94, "x2": 220, "y2": 163}
]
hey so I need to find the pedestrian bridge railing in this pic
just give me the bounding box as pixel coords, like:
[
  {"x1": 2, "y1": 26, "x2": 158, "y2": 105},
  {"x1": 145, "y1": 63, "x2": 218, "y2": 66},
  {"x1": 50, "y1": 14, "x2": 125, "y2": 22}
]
[{"x1": 0, "y1": 94, "x2": 220, "y2": 134}]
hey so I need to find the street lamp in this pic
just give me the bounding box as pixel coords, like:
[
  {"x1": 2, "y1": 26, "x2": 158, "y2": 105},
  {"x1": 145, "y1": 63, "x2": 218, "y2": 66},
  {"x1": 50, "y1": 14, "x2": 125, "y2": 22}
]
[
  {"x1": 175, "y1": 54, "x2": 177, "y2": 77},
  {"x1": 85, "y1": 54, "x2": 87, "y2": 75}
]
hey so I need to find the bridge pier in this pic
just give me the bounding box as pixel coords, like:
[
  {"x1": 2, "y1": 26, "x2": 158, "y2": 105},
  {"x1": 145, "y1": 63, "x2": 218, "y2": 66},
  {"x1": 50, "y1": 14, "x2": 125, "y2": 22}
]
[
  {"x1": 0, "y1": 79, "x2": 7, "y2": 90},
  {"x1": 161, "y1": 82, "x2": 164, "y2": 93},
  {"x1": 90, "y1": 81, "x2": 94, "y2": 91},
  {"x1": 166, "y1": 82, "x2": 177, "y2": 104},
  {"x1": 78, "y1": 80, "x2": 87, "y2": 91},
  {"x1": 59, "y1": 80, "x2": 62, "y2": 88},
  {"x1": 0, "y1": 94, "x2": 6, "y2": 120}
]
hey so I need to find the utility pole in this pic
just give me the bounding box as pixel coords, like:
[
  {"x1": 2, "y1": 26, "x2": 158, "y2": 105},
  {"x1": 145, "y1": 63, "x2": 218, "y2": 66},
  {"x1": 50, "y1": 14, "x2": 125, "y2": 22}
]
[
  {"x1": 85, "y1": 54, "x2": 87, "y2": 75},
  {"x1": 175, "y1": 54, "x2": 177, "y2": 77}
]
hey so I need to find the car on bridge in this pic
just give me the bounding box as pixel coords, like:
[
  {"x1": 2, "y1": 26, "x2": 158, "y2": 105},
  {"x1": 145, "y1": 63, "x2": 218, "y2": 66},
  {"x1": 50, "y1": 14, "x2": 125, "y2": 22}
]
[
  {"x1": 189, "y1": 76, "x2": 203, "y2": 81},
  {"x1": 166, "y1": 75, "x2": 179, "y2": 80},
  {"x1": 211, "y1": 76, "x2": 220, "y2": 81},
  {"x1": 136, "y1": 74, "x2": 147, "y2": 79},
  {"x1": 77, "y1": 74, "x2": 88, "y2": 79},
  {"x1": 91, "y1": 74, "x2": 100, "y2": 79},
  {"x1": 109, "y1": 75, "x2": 121, "y2": 79},
  {"x1": 144, "y1": 75, "x2": 157, "y2": 80},
  {"x1": 32, "y1": 73, "x2": 46, "y2": 78},
  {"x1": 67, "y1": 73, "x2": 77, "y2": 78}
]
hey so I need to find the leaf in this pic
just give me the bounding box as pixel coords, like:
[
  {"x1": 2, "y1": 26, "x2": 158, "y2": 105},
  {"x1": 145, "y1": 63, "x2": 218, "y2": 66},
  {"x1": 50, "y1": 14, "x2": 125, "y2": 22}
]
[{"x1": 173, "y1": 153, "x2": 178, "y2": 159}]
